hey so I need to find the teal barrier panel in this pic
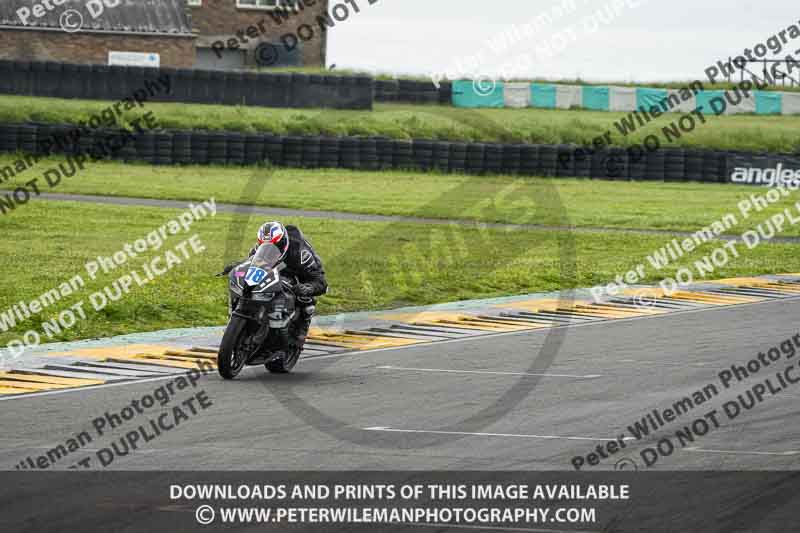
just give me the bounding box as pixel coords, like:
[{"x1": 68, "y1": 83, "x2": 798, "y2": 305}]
[
  {"x1": 531, "y1": 84, "x2": 556, "y2": 108},
  {"x1": 452, "y1": 79, "x2": 505, "y2": 108},
  {"x1": 582, "y1": 86, "x2": 610, "y2": 111},
  {"x1": 695, "y1": 90, "x2": 725, "y2": 115},
  {"x1": 636, "y1": 87, "x2": 668, "y2": 112},
  {"x1": 755, "y1": 91, "x2": 782, "y2": 115}
]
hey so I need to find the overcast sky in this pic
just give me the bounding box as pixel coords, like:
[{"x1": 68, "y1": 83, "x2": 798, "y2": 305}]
[{"x1": 327, "y1": 0, "x2": 799, "y2": 83}]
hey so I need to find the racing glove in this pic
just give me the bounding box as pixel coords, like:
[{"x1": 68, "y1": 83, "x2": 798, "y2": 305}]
[
  {"x1": 295, "y1": 283, "x2": 316, "y2": 297},
  {"x1": 218, "y1": 260, "x2": 245, "y2": 277}
]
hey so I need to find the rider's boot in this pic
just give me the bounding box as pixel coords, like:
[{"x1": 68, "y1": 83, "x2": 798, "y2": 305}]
[{"x1": 293, "y1": 297, "x2": 316, "y2": 353}]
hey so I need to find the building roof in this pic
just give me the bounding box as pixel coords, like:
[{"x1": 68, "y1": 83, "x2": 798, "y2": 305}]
[{"x1": 0, "y1": 0, "x2": 193, "y2": 36}]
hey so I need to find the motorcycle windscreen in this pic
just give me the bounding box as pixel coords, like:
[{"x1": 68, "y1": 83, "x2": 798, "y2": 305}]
[{"x1": 251, "y1": 243, "x2": 282, "y2": 269}]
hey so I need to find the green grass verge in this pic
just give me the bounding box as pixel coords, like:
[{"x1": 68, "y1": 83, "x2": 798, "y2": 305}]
[
  {"x1": 2, "y1": 95, "x2": 799, "y2": 152},
  {"x1": 4, "y1": 156, "x2": 800, "y2": 237},
  {"x1": 1, "y1": 199, "x2": 799, "y2": 345}
]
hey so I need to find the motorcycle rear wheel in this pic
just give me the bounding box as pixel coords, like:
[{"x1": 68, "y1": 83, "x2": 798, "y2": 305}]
[{"x1": 266, "y1": 346, "x2": 301, "y2": 373}]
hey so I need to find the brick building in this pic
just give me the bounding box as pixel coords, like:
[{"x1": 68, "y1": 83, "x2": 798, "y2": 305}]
[
  {"x1": 0, "y1": 0, "x2": 196, "y2": 67},
  {"x1": 190, "y1": 0, "x2": 328, "y2": 70},
  {"x1": 0, "y1": 0, "x2": 328, "y2": 70}
]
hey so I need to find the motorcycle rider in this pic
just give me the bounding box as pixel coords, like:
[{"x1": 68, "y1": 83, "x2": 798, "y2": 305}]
[{"x1": 223, "y1": 221, "x2": 327, "y2": 357}]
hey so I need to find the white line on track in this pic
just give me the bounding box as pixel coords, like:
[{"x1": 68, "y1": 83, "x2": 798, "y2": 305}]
[
  {"x1": 684, "y1": 446, "x2": 800, "y2": 456},
  {"x1": 402, "y1": 522, "x2": 601, "y2": 533},
  {"x1": 377, "y1": 365, "x2": 602, "y2": 379},
  {"x1": 363, "y1": 427, "x2": 635, "y2": 442}
]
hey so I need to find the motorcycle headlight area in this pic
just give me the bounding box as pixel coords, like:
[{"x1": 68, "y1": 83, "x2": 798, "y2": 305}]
[{"x1": 229, "y1": 280, "x2": 243, "y2": 296}]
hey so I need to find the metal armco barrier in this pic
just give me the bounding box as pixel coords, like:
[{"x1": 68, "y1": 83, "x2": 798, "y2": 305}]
[
  {"x1": 0, "y1": 60, "x2": 373, "y2": 110},
  {"x1": 1, "y1": 121, "x2": 798, "y2": 185}
]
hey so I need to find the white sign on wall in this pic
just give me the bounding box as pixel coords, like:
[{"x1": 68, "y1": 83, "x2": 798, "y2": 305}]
[{"x1": 108, "y1": 51, "x2": 160, "y2": 68}]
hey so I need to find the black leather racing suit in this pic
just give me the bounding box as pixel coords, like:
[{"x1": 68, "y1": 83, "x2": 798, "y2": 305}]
[{"x1": 247, "y1": 225, "x2": 327, "y2": 350}]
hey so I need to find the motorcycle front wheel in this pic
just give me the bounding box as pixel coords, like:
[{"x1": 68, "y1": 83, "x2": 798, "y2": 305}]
[{"x1": 218, "y1": 315, "x2": 254, "y2": 379}]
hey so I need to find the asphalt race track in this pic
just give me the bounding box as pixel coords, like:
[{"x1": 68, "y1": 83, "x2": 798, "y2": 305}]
[{"x1": 2, "y1": 295, "x2": 799, "y2": 472}]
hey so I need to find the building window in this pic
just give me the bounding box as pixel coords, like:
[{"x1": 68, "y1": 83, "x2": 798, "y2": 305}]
[
  {"x1": 187, "y1": 0, "x2": 201, "y2": 5},
  {"x1": 236, "y1": 0, "x2": 297, "y2": 9}
]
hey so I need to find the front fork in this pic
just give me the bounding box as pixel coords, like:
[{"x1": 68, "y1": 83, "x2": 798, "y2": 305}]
[{"x1": 228, "y1": 296, "x2": 272, "y2": 351}]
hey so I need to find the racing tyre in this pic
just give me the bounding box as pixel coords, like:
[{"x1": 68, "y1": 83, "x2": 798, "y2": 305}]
[
  {"x1": 538, "y1": 145, "x2": 558, "y2": 176},
  {"x1": 266, "y1": 346, "x2": 300, "y2": 374},
  {"x1": 217, "y1": 315, "x2": 251, "y2": 380}
]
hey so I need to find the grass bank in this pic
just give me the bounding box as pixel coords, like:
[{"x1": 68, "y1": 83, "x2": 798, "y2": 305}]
[
  {"x1": 1, "y1": 96, "x2": 799, "y2": 152},
  {"x1": 4, "y1": 157, "x2": 800, "y2": 236},
  {"x1": 1, "y1": 199, "x2": 799, "y2": 345}
]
